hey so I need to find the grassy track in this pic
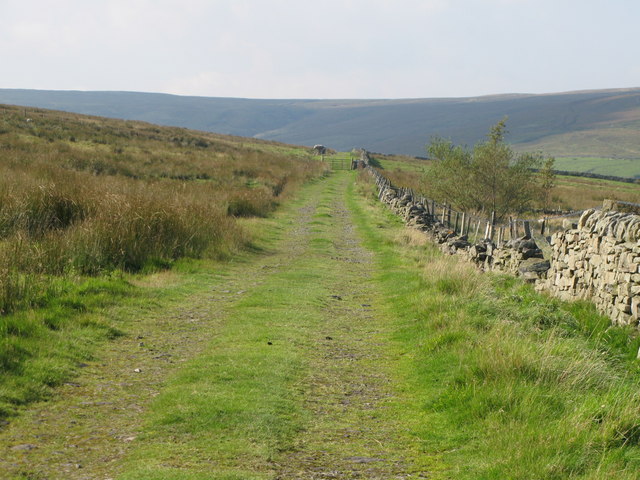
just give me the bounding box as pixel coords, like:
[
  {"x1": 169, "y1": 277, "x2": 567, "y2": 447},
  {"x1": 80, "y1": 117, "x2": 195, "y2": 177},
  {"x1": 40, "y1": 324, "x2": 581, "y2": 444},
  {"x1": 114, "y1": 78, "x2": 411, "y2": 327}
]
[{"x1": 115, "y1": 172, "x2": 434, "y2": 479}]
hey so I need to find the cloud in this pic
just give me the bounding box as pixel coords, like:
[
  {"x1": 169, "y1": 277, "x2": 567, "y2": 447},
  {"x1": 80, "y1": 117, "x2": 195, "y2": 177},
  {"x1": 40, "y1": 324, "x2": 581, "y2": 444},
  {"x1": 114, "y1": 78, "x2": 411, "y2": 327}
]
[{"x1": 1, "y1": 0, "x2": 638, "y2": 98}]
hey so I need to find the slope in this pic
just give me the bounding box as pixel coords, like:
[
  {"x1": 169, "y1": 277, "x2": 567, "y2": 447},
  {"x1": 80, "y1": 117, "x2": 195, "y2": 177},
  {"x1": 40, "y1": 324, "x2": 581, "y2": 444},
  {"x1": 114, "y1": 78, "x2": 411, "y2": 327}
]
[{"x1": 1, "y1": 87, "x2": 640, "y2": 175}]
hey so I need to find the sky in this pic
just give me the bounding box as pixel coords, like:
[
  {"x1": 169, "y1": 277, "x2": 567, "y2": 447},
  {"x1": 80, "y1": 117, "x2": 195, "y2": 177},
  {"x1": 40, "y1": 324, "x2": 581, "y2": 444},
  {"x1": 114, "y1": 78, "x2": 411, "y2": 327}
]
[{"x1": 1, "y1": 0, "x2": 639, "y2": 99}]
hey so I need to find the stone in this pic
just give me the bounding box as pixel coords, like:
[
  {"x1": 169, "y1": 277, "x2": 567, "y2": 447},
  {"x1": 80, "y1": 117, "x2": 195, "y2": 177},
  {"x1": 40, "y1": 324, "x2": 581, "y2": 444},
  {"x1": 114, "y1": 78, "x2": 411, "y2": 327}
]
[
  {"x1": 449, "y1": 238, "x2": 471, "y2": 250},
  {"x1": 519, "y1": 259, "x2": 551, "y2": 274},
  {"x1": 371, "y1": 165, "x2": 640, "y2": 330},
  {"x1": 617, "y1": 303, "x2": 632, "y2": 314},
  {"x1": 578, "y1": 209, "x2": 596, "y2": 229},
  {"x1": 618, "y1": 283, "x2": 632, "y2": 297},
  {"x1": 632, "y1": 297, "x2": 640, "y2": 319},
  {"x1": 11, "y1": 444, "x2": 37, "y2": 451},
  {"x1": 522, "y1": 248, "x2": 544, "y2": 260}
]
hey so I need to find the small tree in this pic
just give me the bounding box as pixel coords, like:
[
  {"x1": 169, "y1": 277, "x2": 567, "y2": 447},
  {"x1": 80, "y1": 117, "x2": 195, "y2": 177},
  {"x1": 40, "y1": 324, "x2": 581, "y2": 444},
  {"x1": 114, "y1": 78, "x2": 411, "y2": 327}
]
[
  {"x1": 427, "y1": 137, "x2": 476, "y2": 211},
  {"x1": 427, "y1": 119, "x2": 542, "y2": 221}
]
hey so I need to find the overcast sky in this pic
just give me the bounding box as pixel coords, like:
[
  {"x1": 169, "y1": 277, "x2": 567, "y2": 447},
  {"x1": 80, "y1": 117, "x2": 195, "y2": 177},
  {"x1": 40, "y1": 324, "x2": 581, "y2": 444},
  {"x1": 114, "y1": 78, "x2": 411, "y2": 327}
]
[{"x1": 1, "y1": 0, "x2": 638, "y2": 99}]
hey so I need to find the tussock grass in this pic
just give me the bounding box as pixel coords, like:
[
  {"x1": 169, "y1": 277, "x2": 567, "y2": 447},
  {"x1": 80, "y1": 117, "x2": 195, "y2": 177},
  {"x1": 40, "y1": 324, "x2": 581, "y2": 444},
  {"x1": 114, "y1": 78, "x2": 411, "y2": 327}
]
[
  {"x1": 352, "y1": 173, "x2": 640, "y2": 479},
  {"x1": 395, "y1": 227, "x2": 430, "y2": 248},
  {"x1": 0, "y1": 104, "x2": 325, "y2": 418},
  {"x1": 0, "y1": 104, "x2": 324, "y2": 312}
]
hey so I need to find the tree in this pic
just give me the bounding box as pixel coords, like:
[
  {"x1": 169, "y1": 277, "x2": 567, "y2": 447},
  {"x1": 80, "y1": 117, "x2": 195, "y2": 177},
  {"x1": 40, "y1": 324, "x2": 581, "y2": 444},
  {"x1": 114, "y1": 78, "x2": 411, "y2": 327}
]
[
  {"x1": 426, "y1": 136, "x2": 476, "y2": 211},
  {"x1": 427, "y1": 119, "x2": 542, "y2": 221}
]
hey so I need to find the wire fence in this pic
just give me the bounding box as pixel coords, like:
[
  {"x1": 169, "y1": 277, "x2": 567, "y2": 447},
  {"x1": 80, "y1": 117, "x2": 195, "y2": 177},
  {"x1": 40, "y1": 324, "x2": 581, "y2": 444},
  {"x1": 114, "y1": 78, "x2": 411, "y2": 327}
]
[{"x1": 363, "y1": 151, "x2": 597, "y2": 250}]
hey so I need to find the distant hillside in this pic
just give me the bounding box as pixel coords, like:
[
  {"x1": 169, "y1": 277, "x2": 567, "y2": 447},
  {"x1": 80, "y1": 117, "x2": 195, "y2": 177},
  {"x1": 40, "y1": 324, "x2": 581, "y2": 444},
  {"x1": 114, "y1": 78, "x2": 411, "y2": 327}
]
[{"x1": 1, "y1": 87, "x2": 640, "y2": 176}]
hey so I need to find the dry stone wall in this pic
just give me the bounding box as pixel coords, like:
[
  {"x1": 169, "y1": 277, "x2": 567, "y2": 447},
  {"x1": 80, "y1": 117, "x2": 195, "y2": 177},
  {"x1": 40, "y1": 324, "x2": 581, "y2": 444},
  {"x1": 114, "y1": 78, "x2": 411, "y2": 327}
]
[
  {"x1": 540, "y1": 208, "x2": 640, "y2": 326},
  {"x1": 369, "y1": 166, "x2": 550, "y2": 279},
  {"x1": 366, "y1": 163, "x2": 640, "y2": 327}
]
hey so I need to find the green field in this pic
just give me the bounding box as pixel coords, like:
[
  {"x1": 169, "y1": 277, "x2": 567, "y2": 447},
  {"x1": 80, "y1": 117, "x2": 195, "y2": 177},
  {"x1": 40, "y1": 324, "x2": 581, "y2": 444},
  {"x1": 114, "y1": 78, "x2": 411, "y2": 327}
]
[{"x1": 553, "y1": 156, "x2": 640, "y2": 178}]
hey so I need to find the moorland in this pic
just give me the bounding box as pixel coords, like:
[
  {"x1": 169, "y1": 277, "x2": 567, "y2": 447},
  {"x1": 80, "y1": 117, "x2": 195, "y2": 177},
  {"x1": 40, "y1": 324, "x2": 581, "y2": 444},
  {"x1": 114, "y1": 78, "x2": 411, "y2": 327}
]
[
  {"x1": 1, "y1": 105, "x2": 640, "y2": 479},
  {"x1": 2, "y1": 87, "x2": 640, "y2": 177}
]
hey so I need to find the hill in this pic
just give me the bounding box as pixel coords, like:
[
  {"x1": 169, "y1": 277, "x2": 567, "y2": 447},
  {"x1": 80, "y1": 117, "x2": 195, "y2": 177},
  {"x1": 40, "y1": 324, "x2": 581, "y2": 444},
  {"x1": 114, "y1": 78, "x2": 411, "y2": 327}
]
[{"x1": 1, "y1": 87, "x2": 640, "y2": 176}]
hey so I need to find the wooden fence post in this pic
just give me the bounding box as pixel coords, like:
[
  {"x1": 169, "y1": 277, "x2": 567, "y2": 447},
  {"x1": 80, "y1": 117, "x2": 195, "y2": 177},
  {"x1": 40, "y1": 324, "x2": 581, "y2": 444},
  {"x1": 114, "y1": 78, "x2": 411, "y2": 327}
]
[
  {"x1": 523, "y1": 220, "x2": 531, "y2": 238},
  {"x1": 488, "y1": 211, "x2": 496, "y2": 240}
]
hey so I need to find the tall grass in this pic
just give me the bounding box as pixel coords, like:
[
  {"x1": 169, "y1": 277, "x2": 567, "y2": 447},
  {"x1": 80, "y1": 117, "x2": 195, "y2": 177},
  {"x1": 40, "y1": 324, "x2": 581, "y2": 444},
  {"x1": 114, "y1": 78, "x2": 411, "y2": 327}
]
[
  {"x1": 0, "y1": 104, "x2": 325, "y2": 418},
  {"x1": 353, "y1": 171, "x2": 640, "y2": 478},
  {"x1": 394, "y1": 231, "x2": 640, "y2": 478},
  {"x1": 0, "y1": 104, "x2": 325, "y2": 313}
]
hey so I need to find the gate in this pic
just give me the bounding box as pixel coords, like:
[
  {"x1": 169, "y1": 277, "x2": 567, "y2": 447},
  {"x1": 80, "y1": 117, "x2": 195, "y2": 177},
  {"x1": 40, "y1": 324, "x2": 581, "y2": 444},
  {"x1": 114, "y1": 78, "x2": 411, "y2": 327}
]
[{"x1": 324, "y1": 152, "x2": 356, "y2": 170}]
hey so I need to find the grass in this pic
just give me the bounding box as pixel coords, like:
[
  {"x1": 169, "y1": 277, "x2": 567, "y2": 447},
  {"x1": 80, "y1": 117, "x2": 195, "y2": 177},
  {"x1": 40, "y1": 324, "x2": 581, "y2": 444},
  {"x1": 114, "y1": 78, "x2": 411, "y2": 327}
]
[
  {"x1": 117, "y1": 266, "x2": 315, "y2": 479},
  {"x1": 371, "y1": 152, "x2": 431, "y2": 173},
  {"x1": 552, "y1": 174, "x2": 640, "y2": 210},
  {"x1": 0, "y1": 104, "x2": 327, "y2": 422},
  {"x1": 351, "y1": 172, "x2": 640, "y2": 479},
  {"x1": 515, "y1": 126, "x2": 640, "y2": 175},
  {"x1": 1, "y1": 107, "x2": 639, "y2": 480},
  {"x1": 114, "y1": 172, "x2": 436, "y2": 479},
  {"x1": 119, "y1": 171, "x2": 640, "y2": 478},
  {"x1": 3, "y1": 170, "x2": 640, "y2": 478},
  {"x1": 0, "y1": 275, "x2": 131, "y2": 418},
  {"x1": 113, "y1": 174, "x2": 354, "y2": 478},
  {"x1": 554, "y1": 156, "x2": 640, "y2": 178}
]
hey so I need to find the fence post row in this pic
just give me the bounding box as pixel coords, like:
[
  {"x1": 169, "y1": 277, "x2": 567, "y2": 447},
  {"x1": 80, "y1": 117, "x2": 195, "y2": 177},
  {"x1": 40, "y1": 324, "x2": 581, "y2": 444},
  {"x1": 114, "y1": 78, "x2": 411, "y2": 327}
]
[{"x1": 362, "y1": 152, "x2": 574, "y2": 247}]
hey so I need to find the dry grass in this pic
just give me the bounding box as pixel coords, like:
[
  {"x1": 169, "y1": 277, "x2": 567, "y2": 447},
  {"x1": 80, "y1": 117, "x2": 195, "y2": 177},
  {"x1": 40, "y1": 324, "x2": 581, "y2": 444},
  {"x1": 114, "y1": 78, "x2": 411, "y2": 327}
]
[
  {"x1": 394, "y1": 227, "x2": 430, "y2": 248},
  {"x1": 0, "y1": 104, "x2": 326, "y2": 313},
  {"x1": 552, "y1": 175, "x2": 640, "y2": 210}
]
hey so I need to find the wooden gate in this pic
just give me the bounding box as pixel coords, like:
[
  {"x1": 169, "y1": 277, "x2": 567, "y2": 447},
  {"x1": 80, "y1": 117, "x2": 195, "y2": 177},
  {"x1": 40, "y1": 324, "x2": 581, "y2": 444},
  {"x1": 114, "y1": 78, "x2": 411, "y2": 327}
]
[{"x1": 324, "y1": 153, "x2": 356, "y2": 170}]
